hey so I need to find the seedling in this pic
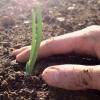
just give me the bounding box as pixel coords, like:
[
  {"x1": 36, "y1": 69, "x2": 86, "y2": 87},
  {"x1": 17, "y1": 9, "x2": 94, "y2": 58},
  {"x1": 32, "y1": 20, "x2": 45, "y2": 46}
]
[{"x1": 25, "y1": 6, "x2": 42, "y2": 75}]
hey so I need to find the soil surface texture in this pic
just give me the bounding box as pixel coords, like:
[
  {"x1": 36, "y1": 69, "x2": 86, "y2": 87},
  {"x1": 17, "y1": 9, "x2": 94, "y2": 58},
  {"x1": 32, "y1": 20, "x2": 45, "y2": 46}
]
[{"x1": 0, "y1": 0, "x2": 100, "y2": 100}]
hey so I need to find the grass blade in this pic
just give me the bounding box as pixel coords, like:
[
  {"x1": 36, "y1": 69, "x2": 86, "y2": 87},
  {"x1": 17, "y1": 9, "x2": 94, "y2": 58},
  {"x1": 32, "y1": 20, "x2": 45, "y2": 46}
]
[{"x1": 25, "y1": 6, "x2": 42, "y2": 75}]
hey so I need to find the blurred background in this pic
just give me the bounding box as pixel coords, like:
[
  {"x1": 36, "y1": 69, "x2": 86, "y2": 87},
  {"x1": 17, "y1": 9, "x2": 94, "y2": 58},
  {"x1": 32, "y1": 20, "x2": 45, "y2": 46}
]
[{"x1": 0, "y1": 0, "x2": 100, "y2": 47}]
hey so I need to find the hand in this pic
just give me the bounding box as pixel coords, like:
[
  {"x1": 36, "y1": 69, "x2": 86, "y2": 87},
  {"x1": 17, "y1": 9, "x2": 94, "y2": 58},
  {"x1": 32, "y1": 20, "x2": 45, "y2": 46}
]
[{"x1": 13, "y1": 25, "x2": 100, "y2": 90}]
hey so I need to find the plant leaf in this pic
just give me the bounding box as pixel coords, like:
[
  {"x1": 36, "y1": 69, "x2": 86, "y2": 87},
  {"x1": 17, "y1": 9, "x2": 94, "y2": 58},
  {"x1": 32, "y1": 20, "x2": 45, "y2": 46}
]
[{"x1": 25, "y1": 5, "x2": 42, "y2": 75}]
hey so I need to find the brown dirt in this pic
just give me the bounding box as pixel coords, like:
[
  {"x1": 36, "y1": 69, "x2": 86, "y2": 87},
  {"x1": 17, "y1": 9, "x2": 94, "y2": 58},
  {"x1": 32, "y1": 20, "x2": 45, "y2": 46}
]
[{"x1": 0, "y1": 0, "x2": 100, "y2": 100}]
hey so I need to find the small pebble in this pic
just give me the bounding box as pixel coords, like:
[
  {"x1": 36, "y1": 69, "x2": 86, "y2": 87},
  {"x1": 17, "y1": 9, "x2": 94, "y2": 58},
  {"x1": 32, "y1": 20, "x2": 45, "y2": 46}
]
[
  {"x1": 15, "y1": 71, "x2": 23, "y2": 75},
  {"x1": 11, "y1": 60, "x2": 17, "y2": 66},
  {"x1": 20, "y1": 97, "x2": 25, "y2": 100},
  {"x1": 67, "y1": 4, "x2": 76, "y2": 10},
  {"x1": 23, "y1": 20, "x2": 30, "y2": 24},
  {"x1": 15, "y1": 71, "x2": 24, "y2": 79},
  {"x1": 7, "y1": 75, "x2": 15, "y2": 82},
  {"x1": 56, "y1": 17, "x2": 65, "y2": 22}
]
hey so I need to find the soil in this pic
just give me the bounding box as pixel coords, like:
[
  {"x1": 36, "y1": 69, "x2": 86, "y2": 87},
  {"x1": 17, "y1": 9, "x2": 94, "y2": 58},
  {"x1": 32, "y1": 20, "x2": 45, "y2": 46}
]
[{"x1": 0, "y1": 0, "x2": 100, "y2": 100}]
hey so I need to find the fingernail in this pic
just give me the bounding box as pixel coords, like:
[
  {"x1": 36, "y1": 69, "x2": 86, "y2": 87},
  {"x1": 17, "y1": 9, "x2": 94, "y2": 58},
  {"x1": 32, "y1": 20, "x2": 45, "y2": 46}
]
[{"x1": 42, "y1": 67, "x2": 59, "y2": 86}]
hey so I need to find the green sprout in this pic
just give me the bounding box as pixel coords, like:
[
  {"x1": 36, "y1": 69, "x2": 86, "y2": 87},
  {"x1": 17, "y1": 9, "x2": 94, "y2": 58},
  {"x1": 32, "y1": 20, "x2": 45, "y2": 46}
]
[{"x1": 25, "y1": 6, "x2": 42, "y2": 75}]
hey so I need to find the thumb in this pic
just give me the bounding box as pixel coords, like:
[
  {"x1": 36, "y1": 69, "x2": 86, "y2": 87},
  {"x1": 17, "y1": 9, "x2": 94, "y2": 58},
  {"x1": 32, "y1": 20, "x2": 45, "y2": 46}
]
[{"x1": 42, "y1": 64, "x2": 100, "y2": 90}]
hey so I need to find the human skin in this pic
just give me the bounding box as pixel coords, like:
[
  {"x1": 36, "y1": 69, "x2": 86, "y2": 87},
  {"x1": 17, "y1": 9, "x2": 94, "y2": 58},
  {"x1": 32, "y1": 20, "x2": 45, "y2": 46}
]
[{"x1": 13, "y1": 25, "x2": 100, "y2": 90}]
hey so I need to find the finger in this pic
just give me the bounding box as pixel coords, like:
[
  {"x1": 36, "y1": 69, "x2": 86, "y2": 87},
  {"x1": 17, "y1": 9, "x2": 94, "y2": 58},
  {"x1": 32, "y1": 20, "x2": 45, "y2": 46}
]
[
  {"x1": 39, "y1": 29, "x2": 96, "y2": 58},
  {"x1": 13, "y1": 26, "x2": 97, "y2": 62},
  {"x1": 42, "y1": 64, "x2": 100, "y2": 90},
  {"x1": 16, "y1": 49, "x2": 30, "y2": 62},
  {"x1": 12, "y1": 46, "x2": 30, "y2": 56}
]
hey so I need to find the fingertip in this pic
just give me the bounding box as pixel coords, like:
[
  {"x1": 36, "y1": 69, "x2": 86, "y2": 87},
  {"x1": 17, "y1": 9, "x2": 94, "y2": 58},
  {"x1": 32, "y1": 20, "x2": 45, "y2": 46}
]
[
  {"x1": 16, "y1": 49, "x2": 30, "y2": 62},
  {"x1": 12, "y1": 49, "x2": 18, "y2": 56},
  {"x1": 42, "y1": 66, "x2": 59, "y2": 86},
  {"x1": 16, "y1": 53, "x2": 26, "y2": 63}
]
